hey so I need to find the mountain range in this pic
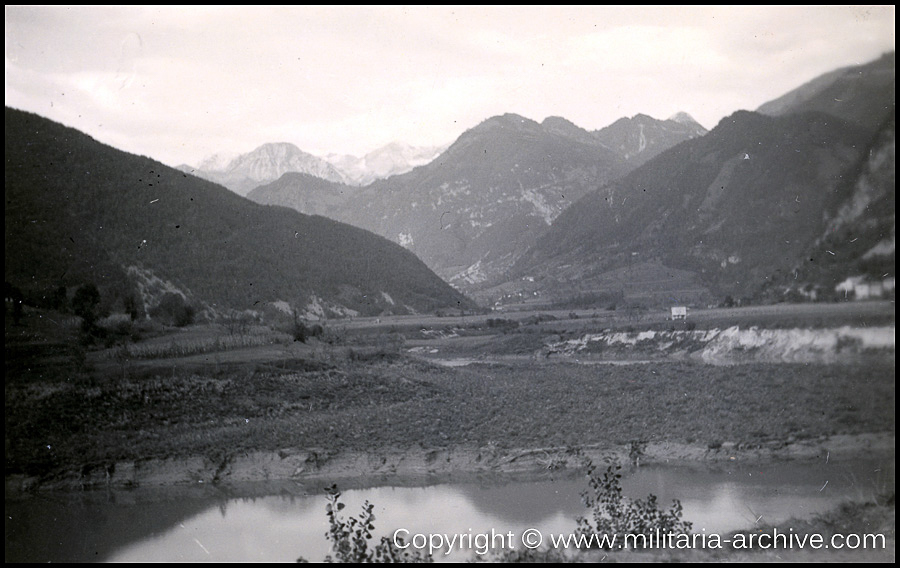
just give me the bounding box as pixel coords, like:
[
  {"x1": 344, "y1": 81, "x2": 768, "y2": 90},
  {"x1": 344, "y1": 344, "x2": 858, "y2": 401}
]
[
  {"x1": 179, "y1": 140, "x2": 449, "y2": 195},
  {"x1": 322, "y1": 142, "x2": 449, "y2": 186},
  {"x1": 247, "y1": 112, "x2": 708, "y2": 291},
  {"x1": 509, "y1": 110, "x2": 877, "y2": 303},
  {"x1": 590, "y1": 111, "x2": 708, "y2": 167},
  {"x1": 6, "y1": 51, "x2": 893, "y2": 317},
  {"x1": 506, "y1": 52, "x2": 895, "y2": 306},
  {"x1": 177, "y1": 142, "x2": 350, "y2": 196},
  {"x1": 244, "y1": 52, "x2": 892, "y2": 307},
  {"x1": 5, "y1": 108, "x2": 474, "y2": 319}
]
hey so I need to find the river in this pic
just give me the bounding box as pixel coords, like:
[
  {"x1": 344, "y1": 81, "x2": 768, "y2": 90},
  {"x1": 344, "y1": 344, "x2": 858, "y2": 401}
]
[{"x1": 5, "y1": 456, "x2": 893, "y2": 562}]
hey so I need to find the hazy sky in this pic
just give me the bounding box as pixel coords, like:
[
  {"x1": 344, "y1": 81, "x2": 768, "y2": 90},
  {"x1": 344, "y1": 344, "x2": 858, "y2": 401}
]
[{"x1": 5, "y1": 5, "x2": 895, "y2": 168}]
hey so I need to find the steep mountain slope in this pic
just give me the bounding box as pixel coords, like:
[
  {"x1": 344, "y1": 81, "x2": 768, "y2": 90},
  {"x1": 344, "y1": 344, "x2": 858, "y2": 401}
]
[
  {"x1": 356, "y1": 114, "x2": 627, "y2": 284},
  {"x1": 249, "y1": 112, "x2": 704, "y2": 291},
  {"x1": 178, "y1": 142, "x2": 349, "y2": 196},
  {"x1": 5, "y1": 107, "x2": 474, "y2": 317},
  {"x1": 757, "y1": 51, "x2": 895, "y2": 133},
  {"x1": 768, "y1": 110, "x2": 895, "y2": 301},
  {"x1": 247, "y1": 172, "x2": 355, "y2": 222},
  {"x1": 510, "y1": 109, "x2": 875, "y2": 304}
]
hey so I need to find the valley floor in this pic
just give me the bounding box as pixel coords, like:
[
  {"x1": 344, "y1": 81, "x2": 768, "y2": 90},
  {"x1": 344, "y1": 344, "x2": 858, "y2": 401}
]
[
  {"x1": 5, "y1": 302, "x2": 895, "y2": 561},
  {"x1": 5, "y1": 345, "x2": 894, "y2": 492}
]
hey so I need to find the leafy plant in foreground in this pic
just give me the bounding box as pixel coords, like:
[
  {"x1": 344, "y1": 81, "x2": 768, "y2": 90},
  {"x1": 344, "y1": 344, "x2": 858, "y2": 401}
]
[
  {"x1": 575, "y1": 462, "x2": 693, "y2": 549},
  {"x1": 297, "y1": 484, "x2": 432, "y2": 563}
]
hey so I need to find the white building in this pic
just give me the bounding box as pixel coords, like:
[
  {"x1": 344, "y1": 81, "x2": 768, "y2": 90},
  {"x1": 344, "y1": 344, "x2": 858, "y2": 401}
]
[
  {"x1": 835, "y1": 276, "x2": 895, "y2": 300},
  {"x1": 671, "y1": 306, "x2": 687, "y2": 319}
]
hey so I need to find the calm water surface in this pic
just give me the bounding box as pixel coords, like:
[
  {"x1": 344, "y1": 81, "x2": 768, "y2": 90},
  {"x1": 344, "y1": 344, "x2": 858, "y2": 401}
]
[{"x1": 5, "y1": 457, "x2": 893, "y2": 562}]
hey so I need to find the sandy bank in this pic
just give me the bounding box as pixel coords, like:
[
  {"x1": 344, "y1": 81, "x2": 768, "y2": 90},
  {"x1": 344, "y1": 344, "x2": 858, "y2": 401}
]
[{"x1": 6, "y1": 431, "x2": 893, "y2": 496}]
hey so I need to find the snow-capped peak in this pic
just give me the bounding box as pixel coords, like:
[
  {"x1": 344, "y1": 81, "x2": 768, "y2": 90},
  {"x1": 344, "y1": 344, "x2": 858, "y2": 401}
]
[{"x1": 668, "y1": 111, "x2": 701, "y2": 126}]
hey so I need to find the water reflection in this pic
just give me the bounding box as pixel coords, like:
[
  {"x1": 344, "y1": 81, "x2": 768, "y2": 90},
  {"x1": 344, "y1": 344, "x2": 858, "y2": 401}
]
[
  {"x1": 5, "y1": 457, "x2": 892, "y2": 563},
  {"x1": 5, "y1": 489, "x2": 220, "y2": 562}
]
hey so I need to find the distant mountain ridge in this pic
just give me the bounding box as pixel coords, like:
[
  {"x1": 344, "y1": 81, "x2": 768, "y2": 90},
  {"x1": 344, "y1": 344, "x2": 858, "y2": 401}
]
[
  {"x1": 248, "y1": 111, "x2": 705, "y2": 291},
  {"x1": 181, "y1": 140, "x2": 449, "y2": 194},
  {"x1": 5, "y1": 107, "x2": 474, "y2": 318},
  {"x1": 178, "y1": 142, "x2": 349, "y2": 196},
  {"x1": 323, "y1": 142, "x2": 449, "y2": 186}
]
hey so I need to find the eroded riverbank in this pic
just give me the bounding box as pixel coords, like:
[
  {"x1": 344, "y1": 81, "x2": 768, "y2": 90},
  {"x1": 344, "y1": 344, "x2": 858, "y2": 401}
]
[
  {"x1": 5, "y1": 442, "x2": 894, "y2": 563},
  {"x1": 6, "y1": 431, "x2": 894, "y2": 495}
]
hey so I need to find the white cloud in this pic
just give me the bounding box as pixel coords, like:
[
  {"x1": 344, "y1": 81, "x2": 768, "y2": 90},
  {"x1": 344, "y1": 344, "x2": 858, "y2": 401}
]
[{"x1": 5, "y1": 5, "x2": 895, "y2": 167}]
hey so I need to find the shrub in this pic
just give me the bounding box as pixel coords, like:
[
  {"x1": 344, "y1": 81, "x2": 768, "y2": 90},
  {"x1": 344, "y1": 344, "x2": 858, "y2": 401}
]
[
  {"x1": 297, "y1": 484, "x2": 432, "y2": 563},
  {"x1": 628, "y1": 441, "x2": 647, "y2": 467},
  {"x1": 622, "y1": 304, "x2": 648, "y2": 323},
  {"x1": 550, "y1": 290, "x2": 624, "y2": 310},
  {"x1": 575, "y1": 463, "x2": 693, "y2": 549},
  {"x1": 72, "y1": 283, "x2": 101, "y2": 332},
  {"x1": 522, "y1": 314, "x2": 557, "y2": 326},
  {"x1": 292, "y1": 321, "x2": 324, "y2": 343},
  {"x1": 320, "y1": 326, "x2": 347, "y2": 345},
  {"x1": 486, "y1": 318, "x2": 519, "y2": 330},
  {"x1": 149, "y1": 293, "x2": 195, "y2": 327}
]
